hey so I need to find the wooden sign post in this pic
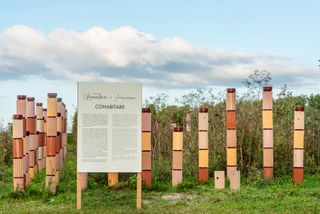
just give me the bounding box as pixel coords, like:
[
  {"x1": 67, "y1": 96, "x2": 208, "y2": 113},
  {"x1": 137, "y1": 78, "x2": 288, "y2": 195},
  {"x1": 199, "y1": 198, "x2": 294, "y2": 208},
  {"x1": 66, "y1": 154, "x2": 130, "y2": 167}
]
[
  {"x1": 262, "y1": 86, "x2": 274, "y2": 178},
  {"x1": 226, "y1": 88, "x2": 237, "y2": 176},
  {"x1": 77, "y1": 82, "x2": 142, "y2": 210}
]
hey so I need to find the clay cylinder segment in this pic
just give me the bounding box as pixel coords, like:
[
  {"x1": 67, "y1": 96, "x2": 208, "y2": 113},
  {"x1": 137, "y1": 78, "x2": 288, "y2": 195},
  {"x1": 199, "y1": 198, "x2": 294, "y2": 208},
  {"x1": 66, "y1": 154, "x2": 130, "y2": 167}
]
[
  {"x1": 226, "y1": 111, "x2": 236, "y2": 129},
  {"x1": 173, "y1": 128, "x2": 183, "y2": 151},
  {"x1": 47, "y1": 93, "x2": 57, "y2": 117},
  {"x1": 214, "y1": 171, "x2": 225, "y2": 189},
  {"x1": 226, "y1": 129, "x2": 237, "y2": 148},
  {"x1": 142, "y1": 132, "x2": 151, "y2": 151},
  {"x1": 46, "y1": 137, "x2": 56, "y2": 156},
  {"x1": 26, "y1": 97, "x2": 35, "y2": 118},
  {"x1": 16, "y1": 95, "x2": 26, "y2": 118},
  {"x1": 172, "y1": 151, "x2": 183, "y2": 170},
  {"x1": 13, "y1": 115, "x2": 23, "y2": 139},
  {"x1": 13, "y1": 139, "x2": 23, "y2": 158},
  {"x1": 142, "y1": 108, "x2": 151, "y2": 132},
  {"x1": 26, "y1": 117, "x2": 36, "y2": 134},
  {"x1": 198, "y1": 109, "x2": 208, "y2": 131},
  {"x1": 198, "y1": 131, "x2": 208, "y2": 149},
  {"x1": 36, "y1": 103, "x2": 43, "y2": 119},
  {"x1": 46, "y1": 117, "x2": 57, "y2": 137},
  {"x1": 199, "y1": 150, "x2": 208, "y2": 168}
]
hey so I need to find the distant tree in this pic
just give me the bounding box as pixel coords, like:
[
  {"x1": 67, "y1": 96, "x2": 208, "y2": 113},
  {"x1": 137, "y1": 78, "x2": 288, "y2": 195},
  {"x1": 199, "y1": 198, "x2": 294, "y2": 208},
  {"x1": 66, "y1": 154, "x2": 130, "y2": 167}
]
[{"x1": 242, "y1": 70, "x2": 272, "y2": 99}]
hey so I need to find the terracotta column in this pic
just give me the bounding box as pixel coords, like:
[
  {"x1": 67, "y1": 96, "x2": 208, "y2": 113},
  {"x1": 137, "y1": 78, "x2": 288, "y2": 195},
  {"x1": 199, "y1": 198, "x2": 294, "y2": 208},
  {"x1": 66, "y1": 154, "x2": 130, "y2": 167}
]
[
  {"x1": 46, "y1": 93, "x2": 57, "y2": 193},
  {"x1": 26, "y1": 97, "x2": 37, "y2": 179},
  {"x1": 142, "y1": 108, "x2": 152, "y2": 187},
  {"x1": 16, "y1": 95, "x2": 28, "y2": 186},
  {"x1": 226, "y1": 88, "x2": 237, "y2": 176},
  {"x1": 198, "y1": 107, "x2": 209, "y2": 182},
  {"x1": 172, "y1": 127, "x2": 183, "y2": 187},
  {"x1": 13, "y1": 114, "x2": 24, "y2": 191},
  {"x1": 293, "y1": 106, "x2": 304, "y2": 184},
  {"x1": 36, "y1": 103, "x2": 45, "y2": 170},
  {"x1": 263, "y1": 86, "x2": 274, "y2": 178}
]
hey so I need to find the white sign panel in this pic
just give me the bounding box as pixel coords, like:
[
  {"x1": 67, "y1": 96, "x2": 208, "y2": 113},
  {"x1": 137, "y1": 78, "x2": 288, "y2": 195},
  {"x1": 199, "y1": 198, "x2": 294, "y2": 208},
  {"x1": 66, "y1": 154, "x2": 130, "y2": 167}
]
[{"x1": 77, "y1": 82, "x2": 142, "y2": 172}]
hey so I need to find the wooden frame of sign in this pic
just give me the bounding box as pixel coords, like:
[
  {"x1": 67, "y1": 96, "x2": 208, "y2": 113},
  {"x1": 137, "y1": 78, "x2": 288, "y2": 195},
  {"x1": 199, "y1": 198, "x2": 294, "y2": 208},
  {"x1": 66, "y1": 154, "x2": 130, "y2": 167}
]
[{"x1": 76, "y1": 82, "x2": 142, "y2": 210}]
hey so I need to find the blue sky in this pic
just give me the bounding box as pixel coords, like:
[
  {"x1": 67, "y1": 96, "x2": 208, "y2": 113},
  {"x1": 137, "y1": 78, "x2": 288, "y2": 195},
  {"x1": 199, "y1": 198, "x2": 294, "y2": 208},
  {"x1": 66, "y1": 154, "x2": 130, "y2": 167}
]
[{"x1": 0, "y1": 0, "x2": 319, "y2": 124}]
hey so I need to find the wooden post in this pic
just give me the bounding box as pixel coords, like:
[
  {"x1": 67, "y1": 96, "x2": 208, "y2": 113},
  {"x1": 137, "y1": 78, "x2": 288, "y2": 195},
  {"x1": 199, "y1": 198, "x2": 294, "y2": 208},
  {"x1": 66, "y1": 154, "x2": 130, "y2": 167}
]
[
  {"x1": 262, "y1": 86, "x2": 274, "y2": 178},
  {"x1": 226, "y1": 88, "x2": 237, "y2": 177},
  {"x1": 108, "y1": 173, "x2": 118, "y2": 186},
  {"x1": 198, "y1": 107, "x2": 209, "y2": 182},
  {"x1": 136, "y1": 172, "x2": 142, "y2": 209},
  {"x1": 293, "y1": 106, "x2": 304, "y2": 184},
  {"x1": 77, "y1": 172, "x2": 82, "y2": 210},
  {"x1": 142, "y1": 108, "x2": 152, "y2": 187},
  {"x1": 172, "y1": 127, "x2": 183, "y2": 187}
]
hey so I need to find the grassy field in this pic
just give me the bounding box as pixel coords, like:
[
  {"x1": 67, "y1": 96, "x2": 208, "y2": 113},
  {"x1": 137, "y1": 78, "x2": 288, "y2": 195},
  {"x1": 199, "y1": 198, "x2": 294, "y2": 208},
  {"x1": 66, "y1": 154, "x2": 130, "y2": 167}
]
[{"x1": 0, "y1": 136, "x2": 319, "y2": 214}]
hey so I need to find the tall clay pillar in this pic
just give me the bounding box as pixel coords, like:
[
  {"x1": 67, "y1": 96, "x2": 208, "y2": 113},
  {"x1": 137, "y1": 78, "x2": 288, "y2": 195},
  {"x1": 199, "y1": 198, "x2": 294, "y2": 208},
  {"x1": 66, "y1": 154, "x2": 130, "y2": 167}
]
[
  {"x1": 293, "y1": 106, "x2": 304, "y2": 184},
  {"x1": 43, "y1": 108, "x2": 47, "y2": 165},
  {"x1": 26, "y1": 97, "x2": 37, "y2": 179},
  {"x1": 198, "y1": 107, "x2": 209, "y2": 182},
  {"x1": 142, "y1": 108, "x2": 152, "y2": 187},
  {"x1": 13, "y1": 114, "x2": 24, "y2": 191},
  {"x1": 262, "y1": 86, "x2": 274, "y2": 178},
  {"x1": 172, "y1": 127, "x2": 183, "y2": 187},
  {"x1": 36, "y1": 103, "x2": 45, "y2": 170},
  {"x1": 56, "y1": 98, "x2": 63, "y2": 182},
  {"x1": 16, "y1": 95, "x2": 28, "y2": 186},
  {"x1": 226, "y1": 88, "x2": 237, "y2": 176},
  {"x1": 46, "y1": 93, "x2": 57, "y2": 193}
]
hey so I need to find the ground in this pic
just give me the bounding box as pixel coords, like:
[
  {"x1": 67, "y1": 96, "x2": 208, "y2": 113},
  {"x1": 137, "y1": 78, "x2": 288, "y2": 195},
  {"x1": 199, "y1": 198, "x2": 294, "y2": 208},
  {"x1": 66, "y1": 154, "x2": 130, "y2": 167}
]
[{"x1": 0, "y1": 138, "x2": 319, "y2": 213}]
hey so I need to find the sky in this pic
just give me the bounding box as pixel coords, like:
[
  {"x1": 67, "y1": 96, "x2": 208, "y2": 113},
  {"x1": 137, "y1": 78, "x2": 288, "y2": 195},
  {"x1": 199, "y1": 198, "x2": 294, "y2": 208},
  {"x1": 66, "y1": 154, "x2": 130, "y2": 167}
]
[{"x1": 0, "y1": 0, "x2": 319, "y2": 124}]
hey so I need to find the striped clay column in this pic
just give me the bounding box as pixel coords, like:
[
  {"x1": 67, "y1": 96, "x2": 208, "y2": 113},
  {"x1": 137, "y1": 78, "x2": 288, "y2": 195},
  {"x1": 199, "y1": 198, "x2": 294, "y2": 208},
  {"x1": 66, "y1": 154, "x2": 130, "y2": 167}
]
[
  {"x1": 262, "y1": 86, "x2": 274, "y2": 178},
  {"x1": 293, "y1": 106, "x2": 305, "y2": 184},
  {"x1": 36, "y1": 103, "x2": 45, "y2": 170},
  {"x1": 172, "y1": 127, "x2": 183, "y2": 187},
  {"x1": 26, "y1": 97, "x2": 37, "y2": 179},
  {"x1": 142, "y1": 108, "x2": 152, "y2": 187},
  {"x1": 226, "y1": 88, "x2": 237, "y2": 176},
  {"x1": 63, "y1": 104, "x2": 67, "y2": 159},
  {"x1": 198, "y1": 107, "x2": 209, "y2": 182},
  {"x1": 46, "y1": 93, "x2": 57, "y2": 192},
  {"x1": 16, "y1": 95, "x2": 28, "y2": 186},
  {"x1": 56, "y1": 98, "x2": 63, "y2": 182},
  {"x1": 13, "y1": 114, "x2": 24, "y2": 191},
  {"x1": 43, "y1": 108, "x2": 47, "y2": 165}
]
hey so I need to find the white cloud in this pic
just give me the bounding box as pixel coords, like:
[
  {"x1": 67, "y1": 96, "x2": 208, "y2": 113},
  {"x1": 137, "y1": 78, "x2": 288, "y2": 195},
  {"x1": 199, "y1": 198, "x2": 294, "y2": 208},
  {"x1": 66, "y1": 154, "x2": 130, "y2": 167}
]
[{"x1": 0, "y1": 25, "x2": 317, "y2": 88}]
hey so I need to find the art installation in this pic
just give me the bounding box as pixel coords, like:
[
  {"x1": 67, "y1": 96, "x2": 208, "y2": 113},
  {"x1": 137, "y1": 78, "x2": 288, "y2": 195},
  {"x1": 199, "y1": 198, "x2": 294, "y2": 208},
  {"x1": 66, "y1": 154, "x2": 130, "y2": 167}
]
[
  {"x1": 198, "y1": 107, "x2": 209, "y2": 181},
  {"x1": 172, "y1": 127, "x2": 183, "y2": 187},
  {"x1": 226, "y1": 88, "x2": 237, "y2": 176},
  {"x1": 263, "y1": 86, "x2": 274, "y2": 178},
  {"x1": 293, "y1": 106, "x2": 305, "y2": 184},
  {"x1": 142, "y1": 108, "x2": 152, "y2": 187}
]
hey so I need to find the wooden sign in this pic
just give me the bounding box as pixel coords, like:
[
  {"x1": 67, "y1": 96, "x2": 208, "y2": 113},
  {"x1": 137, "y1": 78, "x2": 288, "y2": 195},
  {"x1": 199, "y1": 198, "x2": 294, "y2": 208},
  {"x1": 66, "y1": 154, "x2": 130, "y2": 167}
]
[{"x1": 77, "y1": 82, "x2": 142, "y2": 209}]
